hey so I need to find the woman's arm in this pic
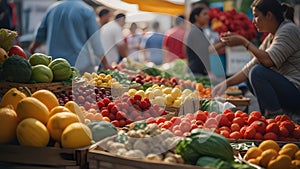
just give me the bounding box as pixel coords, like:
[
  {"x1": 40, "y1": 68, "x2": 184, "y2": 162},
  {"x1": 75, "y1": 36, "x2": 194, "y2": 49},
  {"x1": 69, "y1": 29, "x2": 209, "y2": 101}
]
[
  {"x1": 212, "y1": 70, "x2": 248, "y2": 97},
  {"x1": 221, "y1": 33, "x2": 274, "y2": 67}
]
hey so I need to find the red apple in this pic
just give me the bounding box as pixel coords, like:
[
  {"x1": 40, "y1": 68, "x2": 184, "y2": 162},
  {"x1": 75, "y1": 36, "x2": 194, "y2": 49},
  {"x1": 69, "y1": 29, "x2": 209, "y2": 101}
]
[{"x1": 8, "y1": 45, "x2": 27, "y2": 59}]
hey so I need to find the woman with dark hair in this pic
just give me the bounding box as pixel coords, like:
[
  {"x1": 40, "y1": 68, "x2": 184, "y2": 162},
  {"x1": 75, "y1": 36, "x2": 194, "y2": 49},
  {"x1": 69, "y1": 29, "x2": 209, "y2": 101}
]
[
  {"x1": 185, "y1": 7, "x2": 211, "y2": 75},
  {"x1": 212, "y1": 0, "x2": 300, "y2": 120},
  {"x1": 186, "y1": 7, "x2": 225, "y2": 76}
]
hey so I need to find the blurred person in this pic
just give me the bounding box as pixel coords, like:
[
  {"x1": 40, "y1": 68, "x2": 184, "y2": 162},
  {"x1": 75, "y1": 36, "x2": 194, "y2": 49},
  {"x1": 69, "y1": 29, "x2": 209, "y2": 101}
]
[
  {"x1": 186, "y1": 7, "x2": 224, "y2": 76},
  {"x1": 100, "y1": 13, "x2": 127, "y2": 67},
  {"x1": 98, "y1": 8, "x2": 111, "y2": 28},
  {"x1": 125, "y1": 22, "x2": 142, "y2": 61},
  {"x1": 0, "y1": 0, "x2": 13, "y2": 29},
  {"x1": 191, "y1": 0, "x2": 210, "y2": 10},
  {"x1": 28, "y1": 0, "x2": 111, "y2": 73},
  {"x1": 163, "y1": 15, "x2": 186, "y2": 62},
  {"x1": 212, "y1": 0, "x2": 300, "y2": 119},
  {"x1": 140, "y1": 21, "x2": 164, "y2": 65}
]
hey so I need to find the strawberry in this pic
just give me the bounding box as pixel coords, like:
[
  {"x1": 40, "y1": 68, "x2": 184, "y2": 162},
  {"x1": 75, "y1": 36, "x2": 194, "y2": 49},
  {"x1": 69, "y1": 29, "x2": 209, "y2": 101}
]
[
  {"x1": 116, "y1": 111, "x2": 126, "y2": 120},
  {"x1": 140, "y1": 101, "x2": 148, "y2": 110},
  {"x1": 110, "y1": 105, "x2": 118, "y2": 114},
  {"x1": 101, "y1": 109, "x2": 110, "y2": 117},
  {"x1": 107, "y1": 102, "x2": 115, "y2": 112},
  {"x1": 109, "y1": 113, "x2": 116, "y2": 121},
  {"x1": 119, "y1": 119, "x2": 126, "y2": 127},
  {"x1": 133, "y1": 94, "x2": 142, "y2": 101},
  {"x1": 111, "y1": 120, "x2": 119, "y2": 127},
  {"x1": 126, "y1": 119, "x2": 134, "y2": 124},
  {"x1": 96, "y1": 101, "x2": 105, "y2": 109},
  {"x1": 128, "y1": 98, "x2": 135, "y2": 105},
  {"x1": 143, "y1": 98, "x2": 151, "y2": 106},
  {"x1": 102, "y1": 97, "x2": 111, "y2": 106}
]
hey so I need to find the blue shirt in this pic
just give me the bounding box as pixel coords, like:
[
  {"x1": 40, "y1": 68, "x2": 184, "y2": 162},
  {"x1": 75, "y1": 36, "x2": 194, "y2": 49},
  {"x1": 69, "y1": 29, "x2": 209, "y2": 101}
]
[
  {"x1": 35, "y1": 0, "x2": 104, "y2": 72},
  {"x1": 143, "y1": 32, "x2": 164, "y2": 65}
]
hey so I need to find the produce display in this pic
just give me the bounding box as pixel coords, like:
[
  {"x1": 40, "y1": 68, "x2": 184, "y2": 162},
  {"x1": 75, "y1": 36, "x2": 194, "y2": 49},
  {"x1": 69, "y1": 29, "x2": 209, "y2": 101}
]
[
  {"x1": 0, "y1": 24, "x2": 299, "y2": 169},
  {"x1": 244, "y1": 140, "x2": 300, "y2": 169},
  {"x1": 209, "y1": 8, "x2": 257, "y2": 41}
]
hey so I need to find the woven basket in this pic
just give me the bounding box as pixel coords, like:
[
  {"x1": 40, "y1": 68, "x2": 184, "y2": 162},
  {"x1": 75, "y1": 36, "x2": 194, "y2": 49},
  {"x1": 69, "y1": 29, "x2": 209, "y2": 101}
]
[{"x1": 0, "y1": 81, "x2": 72, "y2": 96}]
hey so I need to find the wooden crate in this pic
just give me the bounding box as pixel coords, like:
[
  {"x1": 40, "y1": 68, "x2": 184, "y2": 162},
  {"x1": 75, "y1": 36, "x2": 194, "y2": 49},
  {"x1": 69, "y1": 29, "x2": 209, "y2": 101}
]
[
  {"x1": 0, "y1": 81, "x2": 72, "y2": 96},
  {"x1": 88, "y1": 148, "x2": 205, "y2": 169},
  {"x1": 0, "y1": 144, "x2": 88, "y2": 169}
]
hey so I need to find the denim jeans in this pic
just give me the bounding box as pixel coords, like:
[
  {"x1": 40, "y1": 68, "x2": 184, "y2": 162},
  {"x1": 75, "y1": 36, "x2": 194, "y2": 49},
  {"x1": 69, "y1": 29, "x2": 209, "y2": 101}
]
[{"x1": 248, "y1": 64, "x2": 300, "y2": 115}]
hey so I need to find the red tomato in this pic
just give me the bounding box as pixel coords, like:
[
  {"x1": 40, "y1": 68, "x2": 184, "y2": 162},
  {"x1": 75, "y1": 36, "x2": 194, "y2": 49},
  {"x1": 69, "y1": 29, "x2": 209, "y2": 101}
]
[
  {"x1": 263, "y1": 132, "x2": 278, "y2": 141},
  {"x1": 266, "y1": 123, "x2": 280, "y2": 135},
  {"x1": 235, "y1": 110, "x2": 244, "y2": 117},
  {"x1": 244, "y1": 126, "x2": 256, "y2": 139},
  {"x1": 232, "y1": 117, "x2": 245, "y2": 128},
  {"x1": 209, "y1": 112, "x2": 218, "y2": 118},
  {"x1": 241, "y1": 112, "x2": 249, "y2": 118},
  {"x1": 229, "y1": 131, "x2": 243, "y2": 139},
  {"x1": 172, "y1": 125, "x2": 180, "y2": 132},
  {"x1": 247, "y1": 116, "x2": 259, "y2": 125},
  {"x1": 194, "y1": 112, "x2": 207, "y2": 122},
  {"x1": 292, "y1": 128, "x2": 300, "y2": 139},
  {"x1": 231, "y1": 123, "x2": 241, "y2": 132},
  {"x1": 156, "y1": 117, "x2": 166, "y2": 124},
  {"x1": 219, "y1": 126, "x2": 231, "y2": 133},
  {"x1": 280, "y1": 121, "x2": 295, "y2": 133},
  {"x1": 225, "y1": 112, "x2": 235, "y2": 122},
  {"x1": 250, "y1": 111, "x2": 262, "y2": 119},
  {"x1": 204, "y1": 118, "x2": 218, "y2": 129},
  {"x1": 170, "y1": 117, "x2": 181, "y2": 125},
  {"x1": 180, "y1": 121, "x2": 192, "y2": 132},
  {"x1": 216, "y1": 114, "x2": 230, "y2": 127},
  {"x1": 240, "y1": 126, "x2": 248, "y2": 136},
  {"x1": 119, "y1": 119, "x2": 126, "y2": 127},
  {"x1": 186, "y1": 113, "x2": 195, "y2": 120},
  {"x1": 267, "y1": 119, "x2": 276, "y2": 124},
  {"x1": 254, "y1": 132, "x2": 263, "y2": 140},
  {"x1": 191, "y1": 124, "x2": 198, "y2": 130},
  {"x1": 279, "y1": 126, "x2": 289, "y2": 137},
  {"x1": 174, "y1": 130, "x2": 183, "y2": 136},
  {"x1": 8, "y1": 45, "x2": 27, "y2": 59},
  {"x1": 250, "y1": 120, "x2": 266, "y2": 134},
  {"x1": 111, "y1": 120, "x2": 119, "y2": 127},
  {"x1": 222, "y1": 109, "x2": 234, "y2": 114},
  {"x1": 220, "y1": 130, "x2": 230, "y2": 138}
]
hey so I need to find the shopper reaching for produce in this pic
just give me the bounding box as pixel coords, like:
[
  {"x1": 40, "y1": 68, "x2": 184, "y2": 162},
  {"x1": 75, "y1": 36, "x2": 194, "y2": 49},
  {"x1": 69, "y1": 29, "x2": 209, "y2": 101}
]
[{"x1": 212, "y1": 0, "x2": 300, "y2": 120}]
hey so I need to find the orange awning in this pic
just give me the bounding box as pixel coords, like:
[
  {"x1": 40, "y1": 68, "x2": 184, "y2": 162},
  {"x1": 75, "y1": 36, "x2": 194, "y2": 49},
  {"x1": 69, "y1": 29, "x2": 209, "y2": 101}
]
[{"x1": 122, "y1": 0, "x2": 185, "y2": 15}]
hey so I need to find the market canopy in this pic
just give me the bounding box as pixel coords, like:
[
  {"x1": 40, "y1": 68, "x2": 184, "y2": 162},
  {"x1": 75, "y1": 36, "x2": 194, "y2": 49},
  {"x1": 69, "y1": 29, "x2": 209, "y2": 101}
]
[
  {"x1": 122, "y1": 0, "x2": 185, "y2": 15},
  {"x1": 94, "y1": 0, "x2": 202, "y2": 15}
]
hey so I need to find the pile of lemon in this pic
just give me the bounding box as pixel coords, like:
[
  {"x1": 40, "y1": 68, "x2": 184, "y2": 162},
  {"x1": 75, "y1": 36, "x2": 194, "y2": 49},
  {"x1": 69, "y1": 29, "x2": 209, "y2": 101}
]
[{"x1": 245, "y1": 140, "x2": 300, "y2": 169}]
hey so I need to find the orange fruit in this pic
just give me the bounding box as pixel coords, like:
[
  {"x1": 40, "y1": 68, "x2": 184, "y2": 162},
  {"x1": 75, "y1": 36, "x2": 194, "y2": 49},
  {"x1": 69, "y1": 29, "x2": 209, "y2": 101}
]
[
  {"x1": 245, "y1": 147, "x2": 263, "y2": 161},
  {"x1": 259, "y1": 140, "x2": 280, "y2": 152}
]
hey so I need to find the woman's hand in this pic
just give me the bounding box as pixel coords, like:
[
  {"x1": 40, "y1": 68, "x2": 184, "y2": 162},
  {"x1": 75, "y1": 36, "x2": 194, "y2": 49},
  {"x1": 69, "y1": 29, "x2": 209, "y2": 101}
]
[
  {"x1": 220, "y1": 32, "x2": 248, "y2": 47},
  {"x1": 212, "y1": 80, "x2": 227, "y2": 98}
]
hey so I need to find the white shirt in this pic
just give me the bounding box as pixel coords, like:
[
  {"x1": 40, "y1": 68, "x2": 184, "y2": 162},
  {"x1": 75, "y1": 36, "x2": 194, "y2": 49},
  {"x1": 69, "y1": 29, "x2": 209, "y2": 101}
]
[{"x1": 100, "y1": 20, "x2": 125, "y2": 65}]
